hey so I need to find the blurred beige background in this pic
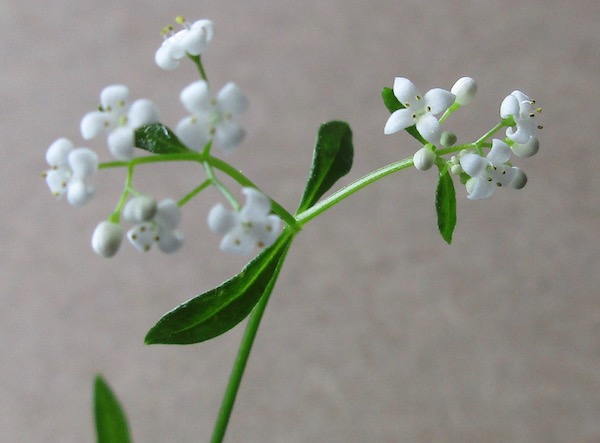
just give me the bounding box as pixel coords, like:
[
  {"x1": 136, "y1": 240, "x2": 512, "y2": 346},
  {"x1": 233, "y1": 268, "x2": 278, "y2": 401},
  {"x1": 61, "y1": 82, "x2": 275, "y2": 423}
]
[{"x1": 2, "y1": 0, "x2": 599, "y2": 441}]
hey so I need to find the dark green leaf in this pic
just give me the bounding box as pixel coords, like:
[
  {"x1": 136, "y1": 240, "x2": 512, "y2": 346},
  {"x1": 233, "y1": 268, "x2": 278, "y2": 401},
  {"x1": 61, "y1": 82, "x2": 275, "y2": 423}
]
[
  {"x1": 435, "y1": 168, "x2": 457, "y2": 244},
  {"x1": 145, "y1": 232, "x2": 295, "y2": 345},
  {"x1": 134, "y1": 123, "x2": 192, "y2": 154},
  {"x1": 94, "y1": 375, "x2": 131, "y2": 443},
  {"x1": 381, "y1": 87, "x2": 426, "y2": 144},
  {"x1": 296, "y1": 121, "x2": 353, "y2": 213}
]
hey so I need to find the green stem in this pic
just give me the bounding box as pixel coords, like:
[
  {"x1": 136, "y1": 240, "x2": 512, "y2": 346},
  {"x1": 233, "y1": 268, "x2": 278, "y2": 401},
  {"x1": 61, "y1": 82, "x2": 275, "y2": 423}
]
[
  {"x1": 295, "y1": 156, "x2": 414, "y2": 226},
  {"x1": 210, "y1": 238, "x2": 293, "y2": 443}
]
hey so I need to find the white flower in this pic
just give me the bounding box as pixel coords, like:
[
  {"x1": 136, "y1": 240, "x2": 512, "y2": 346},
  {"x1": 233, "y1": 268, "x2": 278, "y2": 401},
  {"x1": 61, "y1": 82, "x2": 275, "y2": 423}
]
[
  {"x1": 208, "y1": 188, "x2": 281, "y2": 255},
  {"x1": 80, "y1": 85, "x2": 161, "y2": 160},
  {"x1": 510, "y1": 136, "x2": 539, "y2": 158},
  {"x1": 44, "y1": 138, "x2": 98, "y2": 206},
  {"x1": 176, "y1": 80, "x2": 248, "y2": 153},
  {"x1": 450, "y1": 77, "x2": 477, "y2": 105},
  {"x1": 500, "y1": 90, "x2": 538, "y2": 145},
  {"x1": 123, "y1": 197, "x2": 184, "y2": 253},
  {"x1": 384, "y1": 77, "x2": 455, "y2": 145},
  {"x1": 155, "y1": 18, "x2": 214, "y2": 70},
  {"x1": 459, "y1": 139, "x2": 519, "y2": 200},
  {"x1": 91, "y1": 221, "x2": 123, "y2": 257}
]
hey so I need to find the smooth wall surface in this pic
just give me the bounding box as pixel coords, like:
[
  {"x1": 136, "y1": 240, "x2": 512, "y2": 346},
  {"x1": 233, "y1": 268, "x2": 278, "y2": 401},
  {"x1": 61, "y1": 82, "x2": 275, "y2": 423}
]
[{"x1": 2, "y1": 0, "x2": 599, "y2": 441}]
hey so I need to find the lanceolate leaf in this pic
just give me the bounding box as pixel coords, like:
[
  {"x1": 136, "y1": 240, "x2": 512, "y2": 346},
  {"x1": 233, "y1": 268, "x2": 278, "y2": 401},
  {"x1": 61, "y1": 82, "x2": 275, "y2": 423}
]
[
  {"x1": 296, "y1": 121, "x2": 353, "y2": 213},
  {"x1": 134, "y1": 123, "x2": 192, "y2": 154},
  {"x1": 435, "y1": 168, "x2": 457, "y2": 244},
  {"x1": 381, "y1": 87, "x2": 426, "y2": 144},
  {"x1": 94, "y1": 375, "x2": 131, "y2": 443},
  {"x1": 145, "y1": 232, "x2": 295, "y2": 345}
]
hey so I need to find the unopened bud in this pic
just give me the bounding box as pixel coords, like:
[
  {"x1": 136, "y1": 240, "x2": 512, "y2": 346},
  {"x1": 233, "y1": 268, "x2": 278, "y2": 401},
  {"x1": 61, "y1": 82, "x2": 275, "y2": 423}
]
[
  {"x1": 92, "y1": 221, "x2": 123, "y2": 258},
  {"x1": 440, "y1": 131, "x2": 457, "y2": 147},
  {"x1": 413, "y1": 147, "x2": 436, "y2": 171},
  {"x1": 451, "y1": 77, "x2": 477, "y2": 105}
]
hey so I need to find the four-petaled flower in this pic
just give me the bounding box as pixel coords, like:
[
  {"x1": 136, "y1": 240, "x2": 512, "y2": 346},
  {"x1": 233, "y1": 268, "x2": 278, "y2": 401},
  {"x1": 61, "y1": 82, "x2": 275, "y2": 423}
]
[
  {"x1": 500, "y1": 90, "x2": 539, "y2": 146},
  {"x1": 44, "y1": 138, "x2": 98, "y2": 206},
  {"x1": 176, "y1": 80, "x2": 248, "y2": 153},
  {"x1": 80, "y1": 85, "x2": 161, "y2": 160},
  {"x1": 384, "y1": 77, "x2": 455, "y2": 145},
  {"x1": 155, "y1": 18, "x2": 214, "y2": 70},
  {"x1": 123, "y1": 196, "x2": 184, "y2": 253},
  {"x1": 459, "y1": 139, "x2": 520, "y2": 200},
  {"x1": 208, "y1": 188, "x2": 281, "y2": 255}
]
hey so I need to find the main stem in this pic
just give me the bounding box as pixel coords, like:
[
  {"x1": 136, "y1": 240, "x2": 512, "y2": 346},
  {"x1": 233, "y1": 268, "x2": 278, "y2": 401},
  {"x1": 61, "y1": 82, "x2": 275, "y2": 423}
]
[{"x1": 210, "y1": 240, "x2": 291, "y2": 443}]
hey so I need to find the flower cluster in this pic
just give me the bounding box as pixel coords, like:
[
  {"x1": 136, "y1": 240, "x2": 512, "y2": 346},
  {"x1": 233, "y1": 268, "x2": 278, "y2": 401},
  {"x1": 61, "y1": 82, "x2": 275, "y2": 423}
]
[
  {"x1": 384, "y1": 76, "x2": 540, "y2": 200},
  {"x1": 44, "y1": 16, "x2": 281, "y2": 258},
  {"x1": 81, "y1": 85, "x2": 161, "y2": 160}
]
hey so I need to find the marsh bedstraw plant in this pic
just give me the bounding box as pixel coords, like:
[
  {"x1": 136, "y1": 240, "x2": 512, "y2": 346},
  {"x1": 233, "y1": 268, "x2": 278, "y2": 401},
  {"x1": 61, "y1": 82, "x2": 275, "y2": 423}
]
[{"x1": 43, "y1": 16, "x2": 542, "y2": 443}]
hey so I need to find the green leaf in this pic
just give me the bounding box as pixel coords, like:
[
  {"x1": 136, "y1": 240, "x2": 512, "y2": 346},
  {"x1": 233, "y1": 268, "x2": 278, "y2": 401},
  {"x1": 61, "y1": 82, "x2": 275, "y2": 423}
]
[
  {"x1": 134, "y1": 123, "x2": 192, "y2": 154},
  {"x1": 145, "y1": 232, "x2": 295, "y2": 345},
  {"x1": 435, "y1": 168, "x2": 457, "y2": 244},
  {"x1": 381, "y1": 87, "x2": 426, "y2": 144},
  {"x1": 94, "y1": 375, "x2": 131, "y2": 443},
  {"x1": 296, "y1": 121, "x2": 353, "y2": 213}
]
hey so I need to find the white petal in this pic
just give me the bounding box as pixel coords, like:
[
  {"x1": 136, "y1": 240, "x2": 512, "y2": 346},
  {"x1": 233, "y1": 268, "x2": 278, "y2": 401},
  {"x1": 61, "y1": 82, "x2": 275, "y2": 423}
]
[
  {"x1": 207, "y1": 203, "x2": 236, "y2": 234},
  {"x1": 221, "y1": 228, "x2": 255, "y2": 255},
  {"x1": 108, "y1": 127, "x2": 135, "y2": 160},
  {"x1": 155, "y1": 199, "x2": 181, "y2": 229},
  {"x1": 68, "y1": 148, "x2": 98, "y2": 178},
  {"x1": 127, "y1": 223, "x2": 157, "y2": 252},
  {"x1": 191, "y1": 19, "x2": 214, "y2": 42},
  {"x1": 123, "y1": 196, "x2": 157, "y2": 223},
  {"x1": 465, "y1": 177, "x2": 494, "y2": 200},
  {"x1": 511, "y1": 137, "x2": 539, "y2": 158},
  {"x1": 423, "y1": 88, "x2": 455, "y2": 115},
  {"x1": 155, "y1": 43, "x2": 180, "y2": 70},
  {"x1": 217, "y1": 83, "x2": 248, "y2": 116},
  {"x1": 252, "y1": 214, "x2": 281, "y2": 249},
  {"x1": 176, "y1": 115, "x2": 212, "y2": 151},
  {"x1": 500, "y1": 94, "x2": 519, "y2": 118},
  {"x1": 180, "y1": 80, "x2": 211, "y2": 114},
  {"x1": 100, "y1": 85, "x2": 129, "y2": 111},
  {"x1": 157, "y1": 230, "x2": 184, "y2": 253},
  {"x1": 91, "y1": 221, "x2": 123, "y2": 258},
  {"x1": 460, "y1": 153, "x2": 487, "y2": 177},
  {"x1": 241, "y1": 188, "x2": 272, "y2": 220},
  {"x1": 180, "y1": 28, "x2": 208, "y2": 56},
  {"x1": 511, "y1": 168, "x2": 528, "y2": 189},
  {"x1": 487, "y1": 139, "x2": 511, "y2": 165},
  {"x1": 383, "y1": 109, "x2": 413, "y2": 135},
  {"x1": 45, "y1": 169, "x2": 70, "y2": 196},
  {"x1": 81, "y1": 111, "x2": 112, "y2": 139},
  {"x1": 67, "y1": 179, "x2": 95, "y2": 206},
  {"x1": 128, "y1": 99, "x2": 161, "y2": 128},
  {"x1": 213, "y1": 120, "x2": 245, "y2": 152},
  {"x1": 392, "y1": 77, "x2": 420, "y2": 107},
  {"x1": 415, "y1": 114, "x2": 441, "y2": 144},
  {"x1": 507, "y1": 118, "x2": 536, "y2": 144},
  {"x1": 46, "y1": 138, "x2": 73, "y2": 167},
  {"x1": 491, "y1": 165, "x2": 517, "y2": 187}
]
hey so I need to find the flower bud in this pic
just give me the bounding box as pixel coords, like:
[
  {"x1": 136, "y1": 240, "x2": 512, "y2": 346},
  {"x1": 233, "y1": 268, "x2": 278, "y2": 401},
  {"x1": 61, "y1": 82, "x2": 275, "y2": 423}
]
[
  {"x1": 451, "y1": 77, "x2": 477, "y2": 105},
  {"x1": 440, "y1": 131, "x2": 457, "y2": 147},
  {"x1": 413, "y1": 147, "x2": 436, "y2": 171},
  {"x1": 510, "y1": 137, "x2": 539, "y2": 158},
  {"x1": 511, "y1": 168, "x2": 528, "y2": 190},
  {"x1": 91, "y1": 221, "x2": 123, "y2": 258}
]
